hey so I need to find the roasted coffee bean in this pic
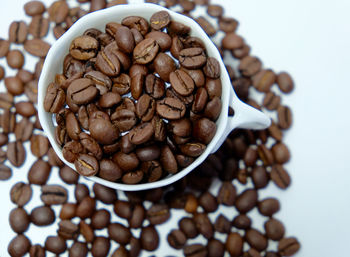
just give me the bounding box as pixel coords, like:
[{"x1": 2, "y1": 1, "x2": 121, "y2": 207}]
[
  {"x1": 152, "y1": 53, "x2": 175, "y2": 82},
  {"x1": 265, "y1": 218, "x2": 285, "y2": 241},
  {"x1": 98, "y1": 92, "x2": 121, "y2": 108},
  {"x1": 253, "y1": 69, "x2": 276, "y2": 92},
  {"x1": 113, "y1": 151, "x2": 139, "y2": 172},
  {"x1": 69, "y1": 242, "x2": 88, "y2": 257},
  {"x1": 180, "y1": 142, "x2": 206, "y2": 157},
  {"x1": 28, "y1": 159, "x2": 51, "y2": 185},
  {"x1": 258, "y1": 144, "x2": 274, "y2": 166},
  {"x1": 75, "y1": 184, "x2": 90, "y2": 203},
  {"x1": 5, "y1": 76, "x2": 24, "y2": 96},
  {"x1": 235, "y1": 189, "x2": 258, "y2": 213},
  {"x1": 147, "y1": 203, "x2": 170, "y2": 225},
  {"x1": 136, "y1": 145, "x2": 160, "y2": 162},
  {"x1": 7, "y1": 49, "x2": 25, "y2": 69},
  {"x1": 0, "y1": 163, "x2": 11, "y2": 180},
  {"x1": 179, "y1": 217, "x2": 198, "y2": 239},
  {"x1": 24, "y1": 39, "x2": 51, "y2": 57},
  {"x1": 59, "y1": 165, "x2": 79, "y2": 184},
  {"x1": 205, "y1": 78, "x2": 222, "y2": 99},
  {"x1": 217, "y1": 181, "x2": 236, "y2": 206},
  {"x1": 193, "y1": 118, "x2": 216, "y2": 144},
  {"x1": 122, "y1": 170, "x2": 144, "y2": 184},
  {"x1": 258, "y1": 198, "x2": 280, "y2": 216},
  {"x1": 44, "y1": 83, "x2": 65, "y2": 113},
  {"x1": 232, "y1": 43, "x2": 251, "y2": 59},
  {"x1": 150, "y1": 11, "x2": 170, "y2": 30},
  {"x1": 222, "y1": 32, "x2": 244, "y2": 50},
  {"x1": 92, "y1": 209, "x2": 111, "y2": 229},
  {"x1": 1, "y1": 109, "x2": 15, "y2": 134},
  {"x1": 196, "y1": 16, "x2": 216, "y2": 36},
  {"x1": 136, "y1": 94, "x2": 156, "y2": 121},
  {"x1": 159, "y1": 145, "x2": 177, "y2": 174},
  {"x1": 48, "y1": 1, "x2": 69, "y2": 23},
  {"x1": 144, "y1": 74, "x2": 165, "y2": 99},
  {"x1": 184, "y1": 244, "x2": 207, "y2": 257},
  {"x1": 79, "y1": 220, "x2": 94, "y2": 243},
  {"x1": 8, "y1": 235, "x2": 31, "y2": 257},
  {"x1": 76, "y1": 196, "x2": 96, "y2": 219},
  {"x1": 167, "y1": 229, "x2": 186, "y2": 249},
  {"x1": 10, "y1": 182, "x2": 32, "y2": 207},
  {"x1": 111, "y1": 109, "x2": 137, "y2": 132},
  {"x1": 58, "y1": 220, "x2": 79, "y2": 240},
  {"x1": 219, "y1": 17, "x2": 238, "y2": 33},
  {"x1": 0, "y1": 92, "x2": 13, "y2": 109},
  {"x1": 30, "y1": 206, "x2": 55, "y2": 226},
  {"x1": 168, "y1": 20, "x2": 191, "y2": 36},
  {"x1": 89, "y1": 116, "x2": 119, "y2": 145},
  {"x1": 207, "y1": 239, "x2": 225, "y2": 257},
  {"x1": 99, "y1": 159, "x2": 122, "y2": 181},
  {"x1": 47, "y1": 148, "x2": 64, "y2": 168},
  {"x1": 239, "y1": 56, "x2": 262, "y2": 77},
  {"x1": 214, "y1": 214, "x2": 231, "y2": 234},
  {"x1": 68, "y1": 78, "x2": 98, "y2": 105},
  {"x1": 62, "y1": 141, "x2": 83, "y2": 163},
  {"x1": 9, "y1": 21, "x2": 28, "y2": 44},
  {"x1": 133, "y1": 38, "x2": 159, "y2": 64},
  {"x1": 130, "y1": 73, "x2": 144, "y2": 99},
  {"x1": 157, "y1": 97, "x2": 186, "y2": 120},
  {"x1": 226, "y1": 233, "x2": 244, "y2": 257},
  {"x1": 0, "y1": 39, "x2": 10, "y2": 57},
  {"x1": 233, "y1": 214, "x2": 252, "y2": 230},
  {"x1": 245, "y1": 229, "x2": 268, "y2": 251},
  {"x1": 30, "y1": 134, "x2": 49, "y2": 158},
  {"x1": 41, "y1": 185, "x2": 68, "y2": 205},
  {"x1": 140, "y1": 226, "x2": 159, "y2": 251},
  {"x1": 198, "y1": 191, "x2": 218, "y2": 212},
  {"x1": 127, "y1": 204, "x2": 144, "y2": 228},
  {"x1": 7, "y1": 141, "x2": 26, "y2": 167},
  {"x1": 277, "y1": 72, "x2": 294, "y2": 93},
  {"x1": 79, "y1": 133, "x2": 102, "y2": 160},
  {"x1": 146, "y1": 31, "x2": 171, "y2": 52},
  {"x1": 24, "y1": 1, "x2": 46, "y2": 16},
  {"x1": 74, "y1": 153, "x2": 99, "y2": 176},
  {"x1": 93, "y1": 183, "x2": 117, "y2": 204},
  {"x1": 45, "y1": 236, "x2": 67, "y2": 255},
  {"x1": 108, "y1": 223, "x2": 131, "y2": 245},
  {"x1": 252, "y1": 166, "x2": 269, "y2": 189},
  {"x1": 29, "y1": 244, "x2": 46, "y2": 257},
  {"x1": 29, "y1": 15, "x2": 49, "y2": 38},
  {"x1": 263, "y1": 91, "x2": 281, "y2": 110},
  {"x1": 179, "y1": 47, "x2": 206, "y2": 69},
  {"x1": 170, "y1": 36, "x2": 183, "y2": 59},
  {"x1": 15, "y1": 101, "x2": 36, "y2": 117},
  {"x1": 122, "y1": 16, "x2": 149, "y2": 36},
  {"x1": 194, "y1": 213, "x2": 213, "y2": 239},
  {"x1": 277, "y1": 105, "x2": 292, "y2": 129},
  {"x1": 115, "y1": 26, "x2": 135, "y2": 54},
  {"x1": 85, "y1": 70, "x2": 112, "y2": 94},
  {"x1": 60, "y1": 203, "x2": 77, "y2": 220},
  {"x1": 278, "y1": 237, "x2": 300, "y2": 256},
  {"x1": 204, "y1": 57, "x2": 220, "y2": 79},
  {"x1": 96, "y1": 47, "x2": 121, "y2": 76},
  {"x1": 9, "y1": 207, "x2": 30, "y2": 234},
  {"x1": 128, "y1": 122, "x2": 154, "y2": 145},
  {"x1": 170, "y1": 69, "x2": 195, "y2": 96},
  {"x1": 271, "y1": 142, "x2": 290, "y2": 164},
  {"x1": 270, "y1": 164, "x2": 291, "y2": 189},
  {"x1": 112, "y1": 73, "x2": 131, "y2": 95}
]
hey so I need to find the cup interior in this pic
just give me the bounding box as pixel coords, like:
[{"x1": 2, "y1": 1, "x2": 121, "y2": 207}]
[{"x1": 38, "y1": 3, "x2": 232, "y2": 191}]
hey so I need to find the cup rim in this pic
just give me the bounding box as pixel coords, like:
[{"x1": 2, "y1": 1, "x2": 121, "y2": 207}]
[{"x1": 38, "y1": 3, "x2": 232, "y2": 191}]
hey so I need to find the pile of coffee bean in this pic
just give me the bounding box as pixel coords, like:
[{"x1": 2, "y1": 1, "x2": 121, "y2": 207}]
[
  {"x1": 0, "y1": 0, "x2": 300, "y2": 257},
  {"x1": 44, "y1": 10, "x2": 223, "y2": 184}
]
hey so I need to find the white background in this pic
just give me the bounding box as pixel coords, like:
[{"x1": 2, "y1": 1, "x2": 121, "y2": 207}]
[{"x1": 1, "y1": 0, "x2": 350, "y2": 256}]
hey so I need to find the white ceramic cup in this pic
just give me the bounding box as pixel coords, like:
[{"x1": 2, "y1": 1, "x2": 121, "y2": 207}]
[{"x1": 38, "y1": 3, "x2": 271, "y2": 191}]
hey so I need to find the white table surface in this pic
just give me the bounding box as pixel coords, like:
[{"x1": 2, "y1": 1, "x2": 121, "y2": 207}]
[{"x1": 1, "y1": 0, "x2": 350, "y2": 256}]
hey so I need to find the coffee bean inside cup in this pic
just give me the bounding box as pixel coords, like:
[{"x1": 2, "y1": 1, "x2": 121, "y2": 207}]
[{"x1": 44, "y1": 11, "x2": 223, "y2": 184}]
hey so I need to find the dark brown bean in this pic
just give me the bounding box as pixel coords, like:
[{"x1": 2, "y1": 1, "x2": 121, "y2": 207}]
[
  {"x1": 277, "y1": 72, "x2": 294, "y2": 93},
  {"x1": 24, "y1": 39, "x2": 51, "y2": 57},
  {"x1": 278, "y1": 237, "x2": 300, "y2": 256},
  {"x1": 7, "y1": 141, "x2": 26, "y2": 167},
  {"x1": 277, "y1": 105, "x2": 293, "y2": 129},
  {"x1": 140, "y1": 226, "x2": 159, "y2": 251},
  {"x1": 30, "y1": 206, "x2": 55, "y2": 226}
]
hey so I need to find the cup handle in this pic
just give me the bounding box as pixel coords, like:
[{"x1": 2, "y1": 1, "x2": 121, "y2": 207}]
[{"x1": 210, "y1": 86, "x2": 271, "y2": 153}]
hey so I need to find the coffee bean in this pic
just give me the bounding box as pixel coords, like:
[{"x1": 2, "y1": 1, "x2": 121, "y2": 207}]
[
  {"x1": 245, "y1": 229, "x2": 268, "y2": 252},
  {"x1": 9, "y1": 207, "x2": 30, "y2": 234},
  {"x1": 7, "y1": 49, "x2": 25, "y2": 69},
  {"x1": 147, "y1": 203, "x2": 170, "y2": 225},
  {"x1": 140, "y1": 226, "x2": 159, "y2": 251},
  {"x1": 222, "y1": 33, "x2": 244, "y2": 50},
  {"x1": 74, "y1": 153, "x2": 99, "y2": 176},
  {"x1": 9, "y1": 21, "x2": 28, "y2": 44},
  {"x1": 179, "y1": 217, "x2": 198, "y2": 238},
  {"x1": 79, "y1": 220, "x2": 94, "y2": 243},
  {"x1": 48, "y1": 1, "x2": 69, "y2": 23},
  {"x1": 239, "y1": 56, "x2": 262, "y2": 77},
  {"x1": 205, "y1": 78, "x2": 222, "y2": 99},
  {"x1": 29, "y1": 244, "x2": 46, "y2": 257},
  {"x1": 15, "y1": 101, "x2": 36, "y2": 117},
  {"x1": 271, "y1": 142, "x2": 291, "y2": 164},
  {"x1": 150, "y1": 11, "x2": 170, "y2": 30},
  {"x1": 59, "y1": 165, "x2": 79, "y2": 184},
  {"x1": 24, "y1": 39, "x2": 51, "y2": 57},
  {"x1": 30, "y1": 206, "x2": 55, "y2": 226},
  {"x1": 62, "y1": 141, "x2": 83, "y2": 163},
  {"x1": 207, "y1": 239, "x2": 225, "y2": 257},
  {"x1": 152, "y1": 53, "x2": 176, "y2": 82},
  {"x1": 179, "y1": 47, "x2": 206, "y2": 69},
  {"x1": 184, "y1": 244, "x2": 207, "y2": 257},
  {"x1": 24, "y1": 1, "x2": 46, "y2": 16},
  {"x1": 28, "y1": 159, "x2": 51, "y2": 185},
  {"x1": 0, "y1": 133, "x2": 8, "y2": 147},
  {"x1": 258, "y1": 144, "x2": 274, "y2": 166},
  {"x1": 7, "y1": 141, "x2": 26, "y2": 167},
  {"x1": 0, "y1": 39, "x2": 10, "y2": 57},
  {"x1": 214, "y1": 214, "x2": 231, "y2": 234},
  {"x1": 68, "y1": 78, "x2": 99, "y2": 105},
  {"x1": 167, "y1": 229, "x2": 186, "y2": 249},
  {"x1": 265, "y1": 218, "x2": 285, "y2": 241},
  {"x1": 91, "y1": 237, "x2": 111, "y2": 257},
  {"x1": 122, "y1": 16, "x2": 149, "y2": 36},
  {"x1": 92, "y1": 209, "x2": 111, "y2": 229},
  {"x1": 263, "y1": 91, "x2": 281, "y2": 110},
  {"x1": 136, "y1": 94, "x2": 155, "y2": 122},
  {"x1": 196, "y1": 16, "x2": 216, "y2": 36},
  {"x1": 5, "y1": 76, "x2": 24, "y2": 96},
  {"x1": 270, "y1": 164, "x2": 291, "y2": 189},
  {"x1": 98, "y1": 159, "x2": 122, "y2": 181},
  {"x1": 0, "y1": 164, "x2": 12, "y2": 181},
  {"x1": 76, "y1": 196, "x2": 96, "y2": 219},
  {"x1": 69, "y1": 242, "x2": 88, "y2": 257},
  {"x1": 232, "y1": 214, "x2": 252, "y2": 230},
  {"x1": 96, "y1": 47, "x2": 121, "y2": 77},
  {"x1": 93, "y1": 183, "x2": 117, "y2": 204},
  {"x1": 180, "y1": 142, "x2": 206, "y2": 157},
  {"x1": 277, "y1": 72, "x2": 294, "y2": 93},
  {"x1": 156, "y1": 97, "x2": 186, "y2": 120},
  {"x1": 277, "y1": 105, "x2": 292, "y2": 129},
  {"x1": 44, "y1": 83, "x2": 66, "y2": 113},
  {"x1": 108, "y1": 223, "x2": 131, "y2": 245},
  {"x1": 60, "y1": 203, "x2": 76, "y2": 220},
  {"x1": 133, "y1": 38, "x2": 159, "y2": 64},
  {"x1": 170, "y1": 69, "x2": 195, "y2": 96},
  {"x1": 114, "y1": 200, "x2": 133, "y2": 220},
  {"x1": 278, "y1": 237, "x2": 300, "y2": 256},
  {"x1": 217, "y1": 181, "x2": 236, "y2": 206},
  {"x1": 10, "y1": 182, "x2": 32, "y2": 207},
  {"x1": 253, "y1": 69, "x2": 276, "y2": 92},
  {"x1": 45, "y1": 236, "x2": 67, "y2": 255},
  {"x1": 58, "y1": 220, "x2": 79, "y2": 240},
  {"x1": 258, "y1": 198, "x2": 280, "y2": 216},
  {"x1": 8, "y1": 235, "x2": 31, "y2": 257},
  {"x1": 115, "y1": 26, "x2": 135, "y2": 54},
  {"x1": 136, "y1": 145, "x2": 160, "y2": 162},
  {"x1": 235, "y1": 189, "x2": 258, "y2": 213},
  {"x1": 194, "y1": 212, "x2": 213, "y2": 239},
  {"x1": 219, "y1": 17, "x2": 238, "y2": 33},
  {"x1": 122, "y1": 170, "x2": 144, "y2": 184},
  {"x1": 30, "y1": 134, "x2": 49, "y2": 158},
  {"x1": 89, "y1": 116, "x2": 119, "y2": 145},
  {"x1": 252, "y1": 166, "x2": 269, "y2": 189},
  {"x1": 41, "y1": 185, "x2": 68, "y2": 205},
  {"x1": 75, "y1": 183, "x2": 90, "y2": 203}
]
